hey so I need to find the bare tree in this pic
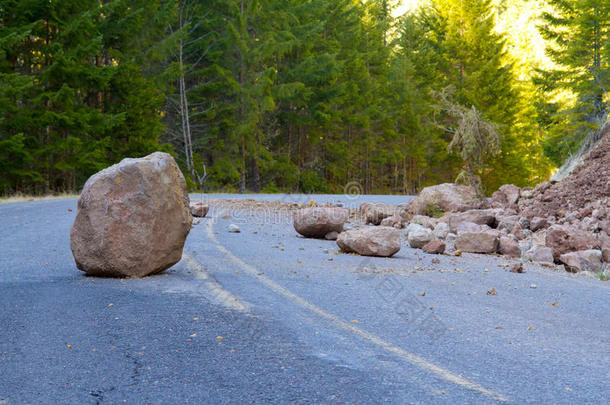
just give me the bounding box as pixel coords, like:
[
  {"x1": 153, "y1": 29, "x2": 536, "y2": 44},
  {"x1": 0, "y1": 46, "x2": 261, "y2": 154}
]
[{"x1": 433, "y1": 87, "x2": 501, "y2": 197}]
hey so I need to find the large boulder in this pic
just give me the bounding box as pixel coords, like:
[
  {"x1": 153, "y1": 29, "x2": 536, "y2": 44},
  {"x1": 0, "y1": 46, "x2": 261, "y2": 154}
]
[
  {"x1": 455, "y1": 229, "x2": 500, "y2": 253},
  {"x1": 407, "y1": 183, "x2": 485, "y2": 215},
  {"x1": 294, "y1": 207, "x2": 349, "y2": 238},
  {"x1": 360, "y1": 203, "x2": 401, "y2": 225},
  {"x1": 70, "y1": 152, "x2": 192, "y2": 277},
  {"x1": 406, "y1": 223, "x2": 434, "y2": 248},
  {"x1": 337, "y1": 227, "x2": 401, "y2": 257},
  {"x1": 491, "y1": 184, "x2": 520, "y2": 209}
]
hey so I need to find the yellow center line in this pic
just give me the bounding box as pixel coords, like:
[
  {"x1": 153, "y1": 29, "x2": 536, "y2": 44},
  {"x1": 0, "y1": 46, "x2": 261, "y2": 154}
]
[{"x1": 205, "y1": 212, "x2": 510, "y2": 403}]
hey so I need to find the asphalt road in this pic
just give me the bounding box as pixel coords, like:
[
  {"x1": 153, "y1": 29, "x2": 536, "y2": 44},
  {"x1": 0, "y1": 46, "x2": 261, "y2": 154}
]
[{"x1": 1, "y1": 195, "x2": 608, "y2": 404}]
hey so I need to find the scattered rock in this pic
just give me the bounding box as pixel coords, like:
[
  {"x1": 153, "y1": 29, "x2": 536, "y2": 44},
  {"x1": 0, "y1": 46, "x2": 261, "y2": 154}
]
[
  {"x1": 602, "y1": 248, "x2": 610, "y2": 263},
  {"x1": 293, "y1": 207, "x2": 349, "y2": 238},
  {"x1": 70, "y1": 152, "x2": 192, "y2": 277},
  {"x1": 406, "y1": 223, "x2": 434, "y2": 248},
  {"x1": 498, "y1": 236, "x2": 521, "y2": 258},
  {"x1": 189, "y1": 201, "x2": 209, "y2": 217},
  {"x1": 380, "y1": 214, "x2": 404, "y2": 229},
  {"x1": 526, "y1": 246, "x2": 555, "y2": 266},
  {"x1": 487, "y1": 288, "x2": 498, "y2": 296},
  {"x1": 530, "y1": 217, "x2": 548, "y2": 232},
  {"x1": 228, "y1": 224, "x2": 241, "y2": 233},
  {"x1": 546, "y1": 224, "x2": 599, "y2": 260},
  {"x1": 455, "y1": 229, "x2": 500, "y2": 253},
  {"x1": 510, "y1": 263, "x2": 524, "y2": 273},
  {"x1": 410, "y1": 215, "x2": 438, "y2": 230},
  {"x1": 418, "y1": 291, "x2": 426, "y2": 296},
  {"x1": 530, "y1": 284, "x2": 537, "y2": 289},
  {"x1": 442, "y1": 209, "x2": 496, "y2": 233},
  {"x1": 518, "y1": 216, "x2": 531, "y2": 230},
  {"x1": 337, "y1": 227, "x2": 401, "y2": 257},
  {"x1": 496, "y1": 215, "x2": 519, "y2": 233},
  {"x1": 433, "y1": 222, "x2": 450, "y2": 240},
  {"x1": 325, "y1": 231, "x2": 339, "y2": 240},
  {"x1": 491, "y1": 184, "x2": 520, "y2": 209},
  {"x1": 456, "y1": 221, "x2": 487, "y2": 235},
  {"x1": 445, "y1": 233, "x2": 457, "y2": 246},
  {"x1": 360, "y1": 203, "x2": 401, "y2": 225},
  {"x1": 422, "y1": 240, "x2": 446, "y2": 254},
  {"x1": 431, "y1": 258, "x2": 441, "y2": 264}
]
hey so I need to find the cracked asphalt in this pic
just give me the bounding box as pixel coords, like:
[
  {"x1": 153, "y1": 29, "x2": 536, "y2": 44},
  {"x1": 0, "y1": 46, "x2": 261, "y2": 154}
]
[{"x1": 0, "y1": 195, "x2": 608, "y2": 404}]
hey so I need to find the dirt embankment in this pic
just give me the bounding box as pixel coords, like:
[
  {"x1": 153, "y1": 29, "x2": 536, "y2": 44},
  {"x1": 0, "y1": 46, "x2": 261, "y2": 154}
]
[{"x1": 519, "y1": 121, "x2": 610, "y2": 221}]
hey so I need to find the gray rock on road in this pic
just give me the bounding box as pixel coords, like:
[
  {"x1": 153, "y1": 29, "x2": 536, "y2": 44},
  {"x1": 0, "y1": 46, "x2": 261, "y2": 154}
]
[
  {"x1": 442, "y1": 209, "x2": 496, "y2": 233},
  {"x1": 422, "y1": 240, "x2": 446, "y2": 254},
  {"x1": 70, "y1": 152, "x2": 192, "y2": 277},
  {"x1": 406, "y1": 223, "x2": 433, "y2": 249},
  {"x1": 360, "y1": 203, "x2": 403, "y2": 225},
  {"x1": 455, "y1": 228, "x2": 500, "y2": 253},
  {"x1": 337, "y1": 226, "x2": 401, "y2": 257},
  {"x1": 190, "y1": 201, "x2": 209, "y2": 217},
  {"x1": 293, "y1": 207, "x2": 349, "y2": 238}
]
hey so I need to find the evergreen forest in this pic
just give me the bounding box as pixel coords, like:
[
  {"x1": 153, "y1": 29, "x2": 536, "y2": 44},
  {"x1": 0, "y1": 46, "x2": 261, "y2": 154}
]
[{"x1": 1, "y1": 0, "x2": 608, "y2": 195}]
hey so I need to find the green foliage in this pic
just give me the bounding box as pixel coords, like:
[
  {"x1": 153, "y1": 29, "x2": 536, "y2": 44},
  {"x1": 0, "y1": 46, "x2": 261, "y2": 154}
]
[
  {"x1": 420, "y1": 200, "x2": 444, "y2": 219},
  {"x1": 538, "y1": 0, "x2": 610, "y2": 162},
  {"x1": 0, "y1": 0, "x2": 171, "y2": 194},
  {"x1": 0, "y1": 0, "x2": 597, "y2": 196}
]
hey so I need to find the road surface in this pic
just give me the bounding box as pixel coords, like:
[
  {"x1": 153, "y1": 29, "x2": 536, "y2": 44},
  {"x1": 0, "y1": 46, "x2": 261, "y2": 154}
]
[{"x1": 0, "y1": 195, "x2": 608, "y2": 404}]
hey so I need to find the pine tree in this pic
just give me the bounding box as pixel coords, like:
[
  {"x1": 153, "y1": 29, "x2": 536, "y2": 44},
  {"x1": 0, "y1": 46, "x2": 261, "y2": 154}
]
[
  {"x1": 425, "y1": 0, "x2": 529, "y2": 191},
  {"x1": 538, "y1": 0, "x2": 610, "y2": 163},
  {"x1": 0, "y1": 0, "x2": 174, "y2": 194}
]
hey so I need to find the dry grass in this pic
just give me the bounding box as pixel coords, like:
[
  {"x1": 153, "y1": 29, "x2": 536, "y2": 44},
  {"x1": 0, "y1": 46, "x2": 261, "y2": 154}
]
[{"x1": 0, "y1": 192, "x2": 79, "y2": 204}]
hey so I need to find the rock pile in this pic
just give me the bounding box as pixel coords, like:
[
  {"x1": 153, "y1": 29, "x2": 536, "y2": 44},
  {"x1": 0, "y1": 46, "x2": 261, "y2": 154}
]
[
  {"x1": 400, "y1": 122, "x2": 609, "y2": 274},
  {"x1": 289, "y1": 126, "x2": 608, "y2": 272}
]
